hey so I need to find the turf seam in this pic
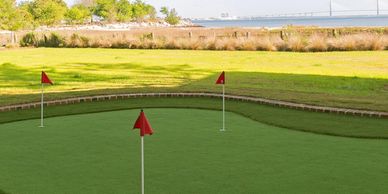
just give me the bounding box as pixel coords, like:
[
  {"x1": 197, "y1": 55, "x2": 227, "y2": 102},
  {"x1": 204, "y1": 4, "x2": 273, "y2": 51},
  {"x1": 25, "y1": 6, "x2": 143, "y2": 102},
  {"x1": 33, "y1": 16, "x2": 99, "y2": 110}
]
[
  {"x1": 1, "y1": 92, "x2": 387, "y2": 118},
  {"x1": 1, "y1": 96, "x2": 387, "y2": 140},
  {"x1": 0, "y1": 104, "x2": 382, "y2": 140}
]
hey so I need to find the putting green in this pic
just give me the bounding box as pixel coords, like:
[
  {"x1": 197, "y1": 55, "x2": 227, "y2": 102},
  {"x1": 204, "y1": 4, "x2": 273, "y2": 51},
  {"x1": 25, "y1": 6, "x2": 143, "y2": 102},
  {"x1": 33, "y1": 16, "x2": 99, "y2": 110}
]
[{"x1": 0, "y1": 108, "x2": 388, "y2": 194}]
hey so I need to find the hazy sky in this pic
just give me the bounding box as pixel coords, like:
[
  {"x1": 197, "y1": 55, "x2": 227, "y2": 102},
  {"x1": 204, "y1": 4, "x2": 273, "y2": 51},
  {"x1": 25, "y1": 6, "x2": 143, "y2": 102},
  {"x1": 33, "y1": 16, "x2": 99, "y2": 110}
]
[{"x1": 64, "y1": 0, "x2": 387, "y2": 18}]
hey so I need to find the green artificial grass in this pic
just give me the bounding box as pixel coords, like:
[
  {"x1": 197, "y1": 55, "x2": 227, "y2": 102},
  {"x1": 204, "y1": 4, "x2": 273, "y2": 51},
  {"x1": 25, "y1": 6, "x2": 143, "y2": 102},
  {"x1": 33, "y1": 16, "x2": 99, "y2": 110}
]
[
  {"x1": 1, "y1": 108, "x2": 388, "y2": 194},
  {"x1": 1, "y1": 97, "x2": 387, "y2": 139},
  {"x1": 0, "y1": 48, "x2": 388, "y2": 111}
]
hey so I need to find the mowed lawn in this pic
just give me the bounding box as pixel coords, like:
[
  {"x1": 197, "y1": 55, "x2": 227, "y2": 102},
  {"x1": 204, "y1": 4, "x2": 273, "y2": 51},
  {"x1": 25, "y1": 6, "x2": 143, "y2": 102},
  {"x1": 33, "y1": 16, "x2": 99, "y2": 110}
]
[
  {"x1": 0, "y1": 108, "x2": 388, "y2": 194},
  {"x1": 0, "y1": 48, "x2": 388, "y2": 111}
]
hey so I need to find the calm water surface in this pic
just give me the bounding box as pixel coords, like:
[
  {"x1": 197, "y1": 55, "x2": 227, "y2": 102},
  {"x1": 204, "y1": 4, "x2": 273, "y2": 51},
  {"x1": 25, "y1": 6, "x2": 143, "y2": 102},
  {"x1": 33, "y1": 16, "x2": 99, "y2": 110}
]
[{"x1": 192, "y1": 16, "x2": 388, "y2": 28}]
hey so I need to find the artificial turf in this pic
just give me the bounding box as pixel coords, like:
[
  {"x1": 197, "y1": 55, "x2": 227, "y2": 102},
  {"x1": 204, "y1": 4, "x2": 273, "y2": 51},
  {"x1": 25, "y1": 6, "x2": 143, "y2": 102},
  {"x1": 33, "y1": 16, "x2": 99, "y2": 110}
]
[
  {"x1": 1, "y1": 108, "x2": 388, "y2": 194},
  {"x1": 0, "y1": 97, "x2": 387, "y2": 139}
]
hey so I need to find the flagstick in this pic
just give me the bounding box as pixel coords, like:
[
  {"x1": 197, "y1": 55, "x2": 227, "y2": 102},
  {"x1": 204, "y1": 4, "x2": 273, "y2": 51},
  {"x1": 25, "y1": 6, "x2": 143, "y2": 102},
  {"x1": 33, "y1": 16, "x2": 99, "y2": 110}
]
[
  {"x1": 221, "y1": 84, "x2": 225, "y2": 131},
  {"x1": 141, "y1": 136, "x2": 145, "y2": 194},
  {"x1": 40, "y1": 83, "x2": 44, "y2": 127}
]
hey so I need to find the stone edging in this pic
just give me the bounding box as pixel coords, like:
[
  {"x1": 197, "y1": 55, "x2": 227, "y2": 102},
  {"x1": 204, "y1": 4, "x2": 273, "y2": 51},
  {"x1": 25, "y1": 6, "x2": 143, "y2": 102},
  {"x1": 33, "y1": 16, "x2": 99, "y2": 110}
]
[{"x1": 0, "y1": 93, "x2": 387, "y2": 118}]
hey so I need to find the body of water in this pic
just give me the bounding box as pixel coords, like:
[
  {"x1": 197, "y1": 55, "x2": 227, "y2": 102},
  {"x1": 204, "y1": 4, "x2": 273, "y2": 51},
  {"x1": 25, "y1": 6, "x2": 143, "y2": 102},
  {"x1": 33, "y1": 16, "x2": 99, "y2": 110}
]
[{"x1": 192, "y1": 15, "x2": 388, "y2": 28}]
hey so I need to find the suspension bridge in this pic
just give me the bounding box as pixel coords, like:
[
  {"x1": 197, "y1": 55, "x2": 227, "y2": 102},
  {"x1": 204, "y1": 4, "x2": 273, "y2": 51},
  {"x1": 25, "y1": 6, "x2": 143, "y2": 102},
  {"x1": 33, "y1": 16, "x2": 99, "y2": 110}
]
[{"x1": 239, "y1": 0, "x2": 388, "y2": 19}]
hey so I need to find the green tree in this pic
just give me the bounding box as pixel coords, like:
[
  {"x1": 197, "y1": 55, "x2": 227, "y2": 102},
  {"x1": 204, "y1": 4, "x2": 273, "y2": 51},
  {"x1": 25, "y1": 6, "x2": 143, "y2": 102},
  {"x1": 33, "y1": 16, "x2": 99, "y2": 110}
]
[
  {"x1": 0, "y1": 0, "x2": 17, "y2": 30},
  {"x1": 27, "y1": 0, "x2": 68, "y2": 26},
  {"x1": 74, "y1": 0, "x2": 95, "y2": 22},
  {"x1": 18, "y1": 1, "x2": 38, "y2": 28},
  {"x1": 12, "y1": 7, "x2": 35, "y2": 30},
  {"x1": 94, "y1": 0, "x2": 116, "y2": 22},
  {"x1": 160, "y1": 6, "x2": 180, "y2": 25},
  {"x1": 160, "y1": 6, "x2": 168, "y2": 16},
  {"x1": 116, "y1": 0, "x2": 132, "y2": 22},
  {"x1": 144, "y1": 4, "x2": 156, "y2": 20},
  {"x1": 0, "y1": 0, "x2": 34, "y2": 30},
  {"x1": 65, "y1": 4, "x2": 91, "y2": 24},
  {"x1": 131, "y1": 0, "x2": 155, "y2": 21}
]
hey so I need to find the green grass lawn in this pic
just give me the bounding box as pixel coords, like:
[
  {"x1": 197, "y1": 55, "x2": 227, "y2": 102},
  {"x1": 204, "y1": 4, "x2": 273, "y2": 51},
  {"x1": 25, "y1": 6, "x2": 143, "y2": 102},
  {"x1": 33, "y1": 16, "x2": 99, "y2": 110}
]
[
  {"x1": 1, "y1": 97, "x2": 387, "y2": 139},
  {"x1": 1, "y1": 108, "x2": 388, "y2": 194},
  {"x1": 1, "y1": 48, "x2": 388, "y2": 111}
]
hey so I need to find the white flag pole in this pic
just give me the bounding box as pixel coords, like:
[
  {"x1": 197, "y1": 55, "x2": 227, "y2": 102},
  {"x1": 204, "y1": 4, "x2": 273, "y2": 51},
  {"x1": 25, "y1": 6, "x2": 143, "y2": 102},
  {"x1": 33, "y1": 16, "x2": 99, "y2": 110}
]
[
  {"x1": 141, "y1": 136, "x2": 145, "y2": 194},
  {"x1": 40, "y1": 83, "x2": 44, "y2": 127},
  {"x1": 221, "y1": 84, "x2": 225, "y2": 131}
]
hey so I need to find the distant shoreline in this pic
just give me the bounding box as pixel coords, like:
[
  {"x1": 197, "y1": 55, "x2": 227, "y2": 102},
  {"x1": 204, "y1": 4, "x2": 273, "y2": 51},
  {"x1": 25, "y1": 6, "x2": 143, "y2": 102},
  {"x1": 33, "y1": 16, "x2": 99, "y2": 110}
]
[
  {"x1": 192, "y1": 15, "x2": 388, "y2": 28},
  {"x1": 2, "y1": 15, "x2": 388, "y2": 33},
  {"x1": 192, "y1": 15, "x2": 388, "y2": 21},
  {"x1": 30, "y1": 20, "x2": 202, "y2": 32}
]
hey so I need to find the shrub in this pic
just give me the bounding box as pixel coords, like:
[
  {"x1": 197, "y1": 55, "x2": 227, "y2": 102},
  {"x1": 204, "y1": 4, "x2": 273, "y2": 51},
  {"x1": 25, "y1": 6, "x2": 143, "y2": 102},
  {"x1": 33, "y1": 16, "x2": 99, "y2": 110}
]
[
  {"x1": 286, "y1": 36, "x2": 307, "y2": 52},
  {"x1": 358, "y1": 33, "x2": 384, "y2": 51},
  {"x1": 307, "y1": 34, "x2": 328, "y2": 52},
  {"x1": 239, "y1": 39, "x2": 258, "y2": 51},
  {"x1": 67, "y1": 33, "x2": 90, "y2": 47},
  {"x1": 20, "y1": 32, "x2": 38, "y2": 47},
  {"x1": 257, "y1": 37, "x2": 277, "y2": 51},
  {"x1": 164, "y1": 38, "x2": 179, "y2": 49},
  {"x1": 327, "y1": 33, "x2": 386, "y2": 51},
  {"x1": 39, "y1": 33, "x2": 65, "y2": 47}
]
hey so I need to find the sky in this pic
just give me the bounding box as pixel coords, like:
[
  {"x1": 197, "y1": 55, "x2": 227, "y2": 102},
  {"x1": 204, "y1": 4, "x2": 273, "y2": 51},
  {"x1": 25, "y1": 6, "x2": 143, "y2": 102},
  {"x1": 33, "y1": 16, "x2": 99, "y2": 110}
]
[{"x1": 64, "y1": 0, "x2": 388, "y2": 18}]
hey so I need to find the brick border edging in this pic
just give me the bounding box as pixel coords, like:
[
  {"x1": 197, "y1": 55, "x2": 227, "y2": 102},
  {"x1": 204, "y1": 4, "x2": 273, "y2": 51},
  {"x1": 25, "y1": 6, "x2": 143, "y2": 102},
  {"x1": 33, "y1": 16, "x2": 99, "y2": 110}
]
[{"x1": 0, "y1": 92, "x2": 387, "y2": 118}]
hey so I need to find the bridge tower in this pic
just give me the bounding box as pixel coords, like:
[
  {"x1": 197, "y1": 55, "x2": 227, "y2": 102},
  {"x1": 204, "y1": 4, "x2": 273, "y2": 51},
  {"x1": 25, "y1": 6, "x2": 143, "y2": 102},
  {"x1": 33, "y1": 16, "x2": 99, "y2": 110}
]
[{"x1": 330, "y1": 0, "x2": 333, "y2": 16}]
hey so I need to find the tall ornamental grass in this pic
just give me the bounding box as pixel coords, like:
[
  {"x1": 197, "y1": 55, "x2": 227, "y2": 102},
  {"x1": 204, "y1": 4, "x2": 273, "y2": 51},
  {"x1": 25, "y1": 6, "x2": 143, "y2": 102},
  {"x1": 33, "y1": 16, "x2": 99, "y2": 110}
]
[{"x1": 18, "y1": 30, "x2": 388, "y2": 52}]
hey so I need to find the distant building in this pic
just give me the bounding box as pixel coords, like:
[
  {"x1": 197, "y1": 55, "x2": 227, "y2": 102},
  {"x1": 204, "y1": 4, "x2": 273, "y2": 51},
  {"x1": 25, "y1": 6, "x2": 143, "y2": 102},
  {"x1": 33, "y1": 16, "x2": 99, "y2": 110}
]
[
  {"x1": 221, "y1": 13, "x2": 230, "y2": 18},
  {"x1": 219, "y1": 13, "x2": 237, "y2": 20}
]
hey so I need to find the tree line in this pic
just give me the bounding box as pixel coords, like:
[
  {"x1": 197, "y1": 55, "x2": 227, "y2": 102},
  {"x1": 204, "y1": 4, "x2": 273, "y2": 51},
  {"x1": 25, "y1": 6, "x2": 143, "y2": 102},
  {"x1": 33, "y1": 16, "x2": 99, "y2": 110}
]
[{"x1": 0, "y1": 0, "x2": 181, "y2": 31}]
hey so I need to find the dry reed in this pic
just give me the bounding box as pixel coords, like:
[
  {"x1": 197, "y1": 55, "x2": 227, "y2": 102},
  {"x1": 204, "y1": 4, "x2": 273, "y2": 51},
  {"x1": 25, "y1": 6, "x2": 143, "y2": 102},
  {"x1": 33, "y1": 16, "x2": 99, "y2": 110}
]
[{"x1": 12, "y1": 27, "x2": 388, "y2": 52}]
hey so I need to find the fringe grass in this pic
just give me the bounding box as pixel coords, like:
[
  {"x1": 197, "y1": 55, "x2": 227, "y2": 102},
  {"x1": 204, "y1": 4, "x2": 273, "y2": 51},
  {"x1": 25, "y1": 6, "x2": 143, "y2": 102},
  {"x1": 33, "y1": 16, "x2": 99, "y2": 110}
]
[{"x1": 18, "y1": 29, "x2": 388, "y2": 52}]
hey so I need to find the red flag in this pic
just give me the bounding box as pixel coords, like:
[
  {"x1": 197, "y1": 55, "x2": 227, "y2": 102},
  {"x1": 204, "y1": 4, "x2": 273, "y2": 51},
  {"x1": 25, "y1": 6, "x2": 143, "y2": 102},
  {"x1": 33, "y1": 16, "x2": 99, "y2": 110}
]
[
  {"x1": 216, "y1": 71, "x2": 225, "y2": 85},
  {"x1": 41, "y1": 71, "x2": 53, "y2": 85},
  {"x1": 133, "y1": 110, "x2": 154, "y2": 137}
]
